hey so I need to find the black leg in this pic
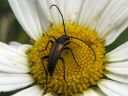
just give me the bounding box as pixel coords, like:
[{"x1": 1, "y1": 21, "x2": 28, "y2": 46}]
[
  {"x1": 59, "y1": 57, "x2": 66, "y2": 81},
  {"x1": 41, "y1": 56, "x2": 49, "y2": 60},
  {"x1": 64, "y1": 41, "x2": 71, "y2": 46},
  {"x1": 63, "y1": 47, "x2": 80, "y2": 67},
  {"x1": 41, "y1": 56, "x2": 49, "y2": 95},
  {"x1": 39, "y1": 40, "x2": 54, "y2": 52},
  {"x1": 48, "y1": 35, "x2": 57, "y2": 41},
  {"x1": 59, "y1": 57, "x2": 72, "y2": 93}
]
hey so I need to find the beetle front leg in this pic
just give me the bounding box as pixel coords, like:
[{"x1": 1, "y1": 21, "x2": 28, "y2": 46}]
[
  {"x1": 48, "y1": 35, "x2": 57, "y2": 41},
  {"x1": 39, "y1": 40, "x2": 54, "y2": 52}
]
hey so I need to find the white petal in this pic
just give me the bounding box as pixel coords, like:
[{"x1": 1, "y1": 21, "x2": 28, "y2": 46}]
[
  {"x1": 0, "y1": 81, "x2": 33, "y2": 92},
  {"x1": 0, "y1": 42, "x2": 25, "y2": 56},
  {"x1": 38, "y1": 0, "x2": 53, "y2": 23},
  {"x1": 0, "y1": 73, "x2": 33, "y2": 84},
  {"x1": 12, "y1": 85, "x2": 43, "y2": 96},
  {"x1": 17, "y1": 44, "x2": 32, "y2": 53},
  {"x1": 98, "y1": 79, "x2": 128, "y2": 96},
  {"x1": 96, "y1": 0, "x2": 128, "y2": 46},
  {"x1": 106, "y1": 41, "x2": 128, "y2": 61},
  {"x1": 64, "y1": 0, "x2": 83, "y2": 22},
  {"x1": 0, "y1": 42, "x2": 29, "y2": 73},
  {"x1": 38, "y1": 0, "x2": 64, "y2": 24},
  {"x1": 78, "y1": 0, "x2": 110, "y2": 28},
  {"x1": 44, "y1": 93, "x2": 53, "y2": 96},
  {"x1": 82, "y1": 89, "x2": 101, "y2": 96},
  {"x1": 0, "y1": 56, "x2": 29, "y2": 73},
  {"x1": 33, "y1": 0, "x2": 51, "y2": 32},
  {"x1": 38, "y1": 0, "x2": 83, "y2": 24},
  {"x1": 105, "y1": 72, "x2": 128, "y2": 84},
  {"x1": 93, "y1": 88, "x2": 106, "y2": 96},
  {"x1": 9, "y1": 41, "x2": 22, "y2": 49},
  {"x1": 50, "y1": 0, "x2": 65, "y2": 24},
  {"x1": 9, "y1": 41, "x2": 32, "y2": 53},
  {"x1": 105, "y1": 61, "x2": 128, "y2": 75},
  {"x1": 8, "y1": 0, "x2": 43, "y2": 40}
]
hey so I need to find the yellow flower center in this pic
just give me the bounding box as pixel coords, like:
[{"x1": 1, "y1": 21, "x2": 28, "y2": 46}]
[{"x1": 28, "y1": 23, "x2": 106, "y2": 96}]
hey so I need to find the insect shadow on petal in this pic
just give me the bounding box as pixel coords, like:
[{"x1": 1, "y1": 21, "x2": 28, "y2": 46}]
[{"x1": 40, "y1": 4, "x2": 96, "y2": 95}]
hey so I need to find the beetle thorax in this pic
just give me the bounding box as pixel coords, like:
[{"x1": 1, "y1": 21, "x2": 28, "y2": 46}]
[{"x1": 56, "y1": 35, "x2": 69, "y2": 44}]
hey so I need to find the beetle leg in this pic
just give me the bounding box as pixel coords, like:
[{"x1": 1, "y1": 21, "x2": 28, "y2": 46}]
[
  {"x1": 64, "y1": 41, "x2": 71, "y2": 46},
  {"x1": 41, "y1": 56, "x2": 49, "y2": 95},
  {"x1": 49, "y1": 36, "x2": 57, "y2": 41},
  {"x1": 59, "y1": 57, "x2": 66, "y2": 81},
  {"x1": 59, "y1": 57, "x2": 72, "y2": 94},
  {"x1": 39, "y1": 40, "x2": 54, "y2": 52},
  {"x1": 63, "y1": 47, "x2": 80, "y2": 67},
  {"x1": 41, "y1": 56, "x2": 49, "y2": 60},
  {"x1": 59, "y1": 57, "x2": 66, "y2": 94}
]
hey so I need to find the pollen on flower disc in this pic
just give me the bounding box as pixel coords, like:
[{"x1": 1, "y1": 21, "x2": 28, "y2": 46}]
[{"x1": 28, "y1": 23, "x2": 106, "y2": 96}]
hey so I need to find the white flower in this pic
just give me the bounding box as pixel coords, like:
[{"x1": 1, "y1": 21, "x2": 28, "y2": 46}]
[{"x1": 0, "y1": 0, "x2": 128, "y2": 96}]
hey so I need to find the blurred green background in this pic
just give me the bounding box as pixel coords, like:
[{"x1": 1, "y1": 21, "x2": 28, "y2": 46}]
[
  {"x1": 0, "y1": 0, "x2": 30, "y2": 44},
  {"x1": 0, "y1": 0, "x2": 128, "y2": 96}
]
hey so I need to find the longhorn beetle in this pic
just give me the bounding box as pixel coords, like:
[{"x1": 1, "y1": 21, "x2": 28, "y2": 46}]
[{"x1": 40, "y1": 4, "x2": 96, "y2": 95}]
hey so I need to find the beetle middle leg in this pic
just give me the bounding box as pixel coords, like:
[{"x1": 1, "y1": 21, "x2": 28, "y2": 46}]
[{"x1": 63, "y1": 47, "x2": 80, "y2": 67}]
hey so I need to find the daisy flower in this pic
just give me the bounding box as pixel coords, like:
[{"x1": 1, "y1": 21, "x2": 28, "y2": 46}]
[{"x1": 1, "y1": 0, "x2": 128, "y2": 96}]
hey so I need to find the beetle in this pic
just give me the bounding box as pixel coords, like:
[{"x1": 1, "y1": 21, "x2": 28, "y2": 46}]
[{"x1": 40, "y1": 4, "x2": 96, "y2": 95}]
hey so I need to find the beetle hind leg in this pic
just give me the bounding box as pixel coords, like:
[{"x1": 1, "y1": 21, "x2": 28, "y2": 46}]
[
  {"x1": 59, "y1": 57, "x2": 66, "y2": 81},
  {"x1": 59, "y1": 57, "x2": 72, "y2": 94},
  {"x1": 41, "y1": 56, "x2": 49, "y2": 95}
]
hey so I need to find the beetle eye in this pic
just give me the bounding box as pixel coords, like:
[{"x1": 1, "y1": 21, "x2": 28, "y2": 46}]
[
  {"x1": 66, "y1": 37, "x2": 69, "y2": 40},
  {"x1": 65, "y1": 35, "x2": 69, "y2": 40}
]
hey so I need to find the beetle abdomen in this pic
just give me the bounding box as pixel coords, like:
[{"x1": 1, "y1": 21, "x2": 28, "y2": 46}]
[{"x1": 48, "y1": 43, "x2": 63, "y2": 76}]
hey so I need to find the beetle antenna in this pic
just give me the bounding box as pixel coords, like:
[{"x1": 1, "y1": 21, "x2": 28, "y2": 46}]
[{"x1": 50, "y1": 4, "x2": 67, "y2": 35}]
